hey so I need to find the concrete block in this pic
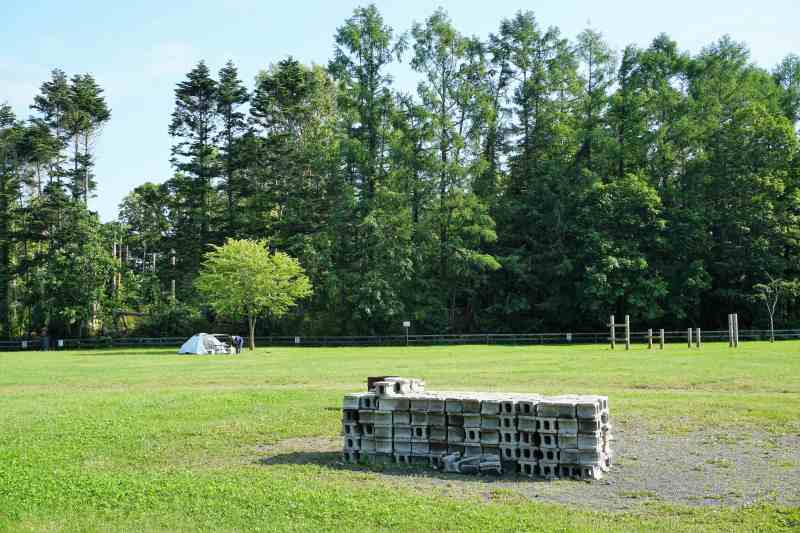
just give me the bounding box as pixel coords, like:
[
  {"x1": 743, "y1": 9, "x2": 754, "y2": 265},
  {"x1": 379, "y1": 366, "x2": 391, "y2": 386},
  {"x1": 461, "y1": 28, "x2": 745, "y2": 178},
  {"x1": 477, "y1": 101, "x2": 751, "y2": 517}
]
[
  {"x1": 411, "y1": 425, "x2": 429, "y2": 442},
  {"x1": 412, "y1": 442, "x2": 430, "y2": 456},
  {"x1": 393, "y1": 440, "x2": 412, "y2": 455},
  {"x1": 500, "y1": 445, "x2": 518, "y2": 461},
  {"x1": 430, "y1": 442, "x2": 448, "y2": 456},
  {"x1": 519, "y1": 446, "x2": 535, "y2": 461},
  {"x1": 409, "y1": 397, "x2": 430, "y2": 412},
  {"x1": 391, "y1": 412, "x2": 411, "y2": 425},
  {"x1": 447, "y1": 414, "x2": 464, "y2": 426},
  {"x1": 540, "y1": 463, "x2": 559, "y2": 479},
  {"x1": 447, "y1": 426, "x2": 466, "y2": 443},
  {"x1": 518, "y1": 431, "x2": 532, "y2": 446},
  {"x1": 480, "y1": 429, "x2": 500, "y2": 445},
  {"x1": 559, "y1": 448, "x2": 579, "y2": 464},
  {"x1": 428, "y1": 425, "x2": 447, "y2": 442},
  {"x1": 411, "y1": 411, "x2": 427, "y2": 425},
  {"x1": 537, "y1": 399, "x2": 576, "y2": 419},
  {"x1": 462, "y1": 398, "x2": 481, "y2": 413},
  {"x1": 500, "y1": 399, "x2": 517, "y2": 416},
  {"x1": 366, "y1": 453, "x2": 393, "y2": 465},
  {"x1": 373, "y1": 425, "x2": 393, "y2": 439},
  {"x1": 578, "y1": 418, "x2": 602, "y2": 434},
  {"x1": 576, "y1": 396, "x2": 608, "y2": 419},
  {"x1": 393, "y1": 425, "x2": 412, "y2": 441},
  {"x1": 481, "y1": 446, "x2": 501, "y2": 458},
  {"x1": 463, "y1": 414, "x2": 481, "y2": 428},
  {"x1": 360, "y1": 437, "x2": 376, "y2": 454},
  {"x1": 540, "y1": 448, "x2": 560, "y2": 464},
  {"x1": 517, "y1": 461, "x2": 538, "y2": 478},
  {"x1": 464, "y1": 427, "x2": 480, "y2": 444},
  {"x1": 378, "y1": 397, "x2": 410, "y2": 412},
  {"x1": 375, "y1": 378, "x2": 425, "y2": 396},
  {"x1": 358, "y1": 410, "x2": 374, "y2": 424},
  {"x1": 540, "y1": 433, "x2": 558, "y2": 449},
  {"x1": 342, "y1": 423, "x2": 361, "y2": 437},
  {"x1": 537, "y1": 417, "x2": 559, "y2": 434},
  {"x1": 558, "y1": 418, "x2": 578, "y2": 436},
  {"x1": 359, "y1": 423, "x2": 374, "y2": 437},
  {"x1": 501, "y1": 431, "x2": 520, "y2": 445},
  {"x1": 558, "y1": 435, "x2": 577, "y2": 449},
  {"x1": 427, "y1": 413, "x2": 446, "y2": 426},
  {"x1": 578, "y1": 432, "x2": 602, "y2": 450},
  {"x1": 480, "y1": 416, "x2": 500, "y2": 430},
  {"x1": 359, "y1": 393, "x2": 379, "y2": 410},
  {"x1": 480, "y1": 399, "x2": 502, "y2": 415},
  {"x1": 500, "y1": 416, "x2": 516, "y2": 430},
  {"x1": 342, "y1": 409, "x2": 359, "y2": 423},
  {"x1": 517, "y1": 416, "x2": 537, "y2": 432},
  {"x1": 394, "y1": 453, "x2": 412, "y2": 465},
  {"x1": 427, "y1": 397, "x2": 446, "y2": 413},
  {"x1": 372, "y1": 411, "x2": 393, "y2": 426},
  {"x1": 342, "y1": 394, "x2": 362, "y2": 410},
  {"x1": 343, "y1": 436, "x2": 361, "y2": 451},
  {"x1": 558, "y1": 464, "x2": 581, "y2": 479},
  {"x1": 445, "y1": 398, "x2": 463, "y2": 413},
  {"x1": 375, "y1": 437, "x2": 394, "y2": 454},
  {"x1": 578, "y1": 450, "x2": 602, "y2": 466},
  {"x1": 517, "y1": 399, "x2": 537, "y2": 417}
]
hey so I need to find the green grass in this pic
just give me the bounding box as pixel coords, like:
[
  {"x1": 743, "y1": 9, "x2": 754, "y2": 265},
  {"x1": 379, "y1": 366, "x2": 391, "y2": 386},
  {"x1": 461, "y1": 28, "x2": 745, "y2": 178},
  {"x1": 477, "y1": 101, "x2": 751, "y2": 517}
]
[{"x1": 1, "y1": 341, "x2": 799, "y2": 532}]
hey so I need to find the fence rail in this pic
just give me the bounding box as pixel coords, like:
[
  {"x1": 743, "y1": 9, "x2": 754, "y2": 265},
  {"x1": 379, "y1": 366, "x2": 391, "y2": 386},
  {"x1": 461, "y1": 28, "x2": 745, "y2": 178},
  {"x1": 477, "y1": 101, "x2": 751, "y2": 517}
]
[{"x1": 3, "y1": 329, "x2": 800, "y2": 351}]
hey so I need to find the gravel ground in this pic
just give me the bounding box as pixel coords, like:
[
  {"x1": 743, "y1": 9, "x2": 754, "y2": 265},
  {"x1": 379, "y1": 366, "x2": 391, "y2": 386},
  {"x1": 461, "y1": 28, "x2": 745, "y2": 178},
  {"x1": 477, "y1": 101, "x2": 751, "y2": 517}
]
[{"x1": 256, "y1": 423, "x2": 800, "y2": 510}]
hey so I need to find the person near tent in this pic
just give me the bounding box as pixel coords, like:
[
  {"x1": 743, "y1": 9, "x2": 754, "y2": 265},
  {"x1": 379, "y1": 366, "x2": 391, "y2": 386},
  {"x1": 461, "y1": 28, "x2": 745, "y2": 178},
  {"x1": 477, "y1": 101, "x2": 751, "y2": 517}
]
[{"x1": 233, "y1": 335, "x2": 244, "y2": 354}]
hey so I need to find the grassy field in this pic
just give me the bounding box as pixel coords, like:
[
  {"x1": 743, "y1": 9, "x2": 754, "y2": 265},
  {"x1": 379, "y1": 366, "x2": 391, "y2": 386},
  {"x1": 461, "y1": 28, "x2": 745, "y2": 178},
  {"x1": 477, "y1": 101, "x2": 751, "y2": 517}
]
[{"x1": 1, "y1": 341, "x2": 799, "y2": 532}]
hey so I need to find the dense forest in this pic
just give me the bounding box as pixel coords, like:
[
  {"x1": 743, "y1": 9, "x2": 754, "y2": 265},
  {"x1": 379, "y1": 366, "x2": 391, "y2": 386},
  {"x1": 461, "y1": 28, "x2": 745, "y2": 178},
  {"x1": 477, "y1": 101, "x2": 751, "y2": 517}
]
[{"x1": 2, "y1": 6, "x2": 800, "y2": 339}]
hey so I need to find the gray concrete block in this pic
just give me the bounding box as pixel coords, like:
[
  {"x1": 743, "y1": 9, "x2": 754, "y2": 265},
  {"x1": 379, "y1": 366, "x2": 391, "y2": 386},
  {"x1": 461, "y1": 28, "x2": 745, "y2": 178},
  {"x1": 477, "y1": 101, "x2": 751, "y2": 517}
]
[
  {"x1": 359, "y1": 423, "x2": 374, "y2": 437},
  {"x1": 517, "y1": 400, "x2": 537, "y2": 417},
  {"x1": 480, "y1": 416, "x2": 500, "y2": 430},
  {"x1": 342, "y1": 423, "x2": 361, "y2": 437},
  {"x1": 558, "y1": 435, "x2": 577, "y2": 449},
  {"x1": 518, "y1": 431, "x2": 532, "y2": 446},
  {"x1": 480, "y1": 429, "x2": 500, "y2": 445},
  {"x1": 447, "y1": 426, "x2": 466, "y2": 443},
  {"x1": 480, "y1": 399, "x2": 501, "y2": 415},
  {"x1": 359, "y1": 393, "x2": 379, "y2": 410},
  {"x1": 391, "y1": 412, "x2": 411, "y2": 425},
  {"x1": 578, "y1": 450, "x2": 602, "y2": 466},
  {"x1": 427, "y1": 413, "x2": 446, "y2": 426},
  {"x1": 540, "y1": 448, "x2": 560, "y2": 464},
  {"x1": 537, "y1": 400, "x2": 576, "y2": 419},
  {"x1": 517, "y1": 416, "x2": 537, "y2": 432},
  {"x1": 411, "y1": 425, "x2": 429, "y2": 442},
  {"x1": 360, "y1": 437, "x2": 376, "y2": 454},
  {"x1": 342, "y1": 409, "x2": 359, "y2": 423},
  {"x1": 375, "y1": 436, "x2": 394, "y2": 454},
  {"x1": 358, "y1": 410, "x2": 374, "y2": 424},
  {"x1": 394, "y1": 453, "x2": 412, "y2": 464},
  {"x1": 500, "y1": 416, "x2": 516, "y2": 430},
  {"x1": 464, "y1": 427, "x2": 480, "y2": 444},
  {"x1": 342, "y1": 394, "x2": 361, "y2": 410},
  {"x1": 481, "y1": 446, "x2": 501, "y2": 458},
  {"x1": 343, "y1": 451, "x2": 360, "y2": 463},
  {"x1": 463, "y1": 414, "x2": 481, "y2": 428},
  {"x1": 537, "y1": 417, "x2": 559, "y2": 434},
  {"x1": 372, "y1": 411, "x2": 393, "y2": 426},
  {"x1": 578, "y1": 432, "x2": 602, "y2": 450},
  {"x1": 578, "y1": 418, "x2": 602, "y2": 433},
  {"x1": 447, "y1": 414, "x2": 464, "y2": 426},
  {"x1": 576, "y1": 396, "x2": 608, "y2": 419},
  {"x1": 373, "y1": 425, "x2": 393, "y2": 439},
  {"x1": 367, "y1": 452, "x2": 394, "y2": 465},
  {"x1": 519, "y1": 446, "x2": 535, "y2": 461},
  {"x1": 500, "y1": 399, "x2": 517, "y2": 416},
  {"x1": 464, "y1": 444, "x2": 482, "y2": 457},
  {"x1": 409, "y1": 397, "x2": 430, "y2": 412},
  {"x1": 540, "y1": 463, "x2": 559, "y2": 479},
  {"x1": 517, "y1": 461, "x2": 538, "y2": 477},
  {"x1": 462, "y1": 398, "x2": 481, "y2": 413},
  {"x1": 445, "y1": 398, "x2": 463, "y2": 413},
  {"x1": 412, "y1": 442, "x2": 430, "y2": 456},
  {"x1": 500, "y1": 445, "x2": 518, "y2": 461},
  {"x1": 393, "y1": 425, "x2": 412, "y2": 441},
  {"x1": 426, "y1": 397, "x2": 446, "y2": 413},
  {"x1": 378, "y1": 397, "x2": 410, "y2": 412},
  {"x1": 540, "y1": 433, "x2": 558, "y2": 448},
  {"x1": 558, "y1": 418, "x2": 578, "y2": 436},
  {"x1": 343, "y1": 436, "x2": 360, "y2": 451},
  {"x1": 559, "y1": 448, "x2": 579, "y2": 464},
  {"x1": 411, "y1": 411, "x2": 427, "y2": 425},
  {"x1": 393, "y1": 440, "x2": 412, "y2": 454},
  {"x1": 428, "y1": 425, "x2": 447, "y2": 442},
  {"x1": 501, "y1": 431, "x2": 519, "y2": 445}
]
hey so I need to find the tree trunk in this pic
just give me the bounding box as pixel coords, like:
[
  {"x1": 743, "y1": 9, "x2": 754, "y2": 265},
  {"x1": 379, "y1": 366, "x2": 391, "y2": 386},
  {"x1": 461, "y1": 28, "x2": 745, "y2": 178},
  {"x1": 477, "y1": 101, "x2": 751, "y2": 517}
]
[
  {"x1": 248, "y1": 315, "x2": 256, "y2": 351},
  {"x1": 770, "y1": 314, "x2": 775, "y2": 343}
]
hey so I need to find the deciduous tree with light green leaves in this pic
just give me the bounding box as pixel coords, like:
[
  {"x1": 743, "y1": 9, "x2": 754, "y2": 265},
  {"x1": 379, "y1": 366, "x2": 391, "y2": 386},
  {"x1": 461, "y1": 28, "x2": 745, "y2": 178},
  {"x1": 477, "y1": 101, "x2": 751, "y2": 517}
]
[{"x1": 195, "y1": 239, "x2": 312, "y2": 350}]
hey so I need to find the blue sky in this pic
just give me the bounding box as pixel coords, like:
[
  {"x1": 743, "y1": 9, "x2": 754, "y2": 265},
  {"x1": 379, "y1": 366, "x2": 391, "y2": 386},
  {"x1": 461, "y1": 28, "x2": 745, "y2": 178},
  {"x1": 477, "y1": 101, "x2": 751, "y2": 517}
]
[{"x1": 3, "y1": 0, "x2": 798, "y2": 221}]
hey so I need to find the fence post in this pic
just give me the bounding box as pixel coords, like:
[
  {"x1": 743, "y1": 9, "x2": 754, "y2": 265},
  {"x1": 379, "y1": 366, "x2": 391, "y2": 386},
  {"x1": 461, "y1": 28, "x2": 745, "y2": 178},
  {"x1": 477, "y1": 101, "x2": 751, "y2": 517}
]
[
  {"x1": 610, "y1": 315, "x2": 615, "y2": 350},
  {"x1": 659, "y1": 329, "x2": 665, "y2": 349},
  {"x1": 625, "y1": 315, "x2": 630, "y2": 351},
  {"x1": 728, "y1": 314, "x2": 733, "y2": 348},
  {"x1": 734, "y1": 313, "x2": 739, "y2": 347},
  {"x1": 696, "y1": 328, "x2": 701, "y2": 348},
  {"x1": 687, "y1": 328, "x2": 692, "y2": 348},
  {"x1": 648, "y1": 328, "x2": 653, "y2": 349}
]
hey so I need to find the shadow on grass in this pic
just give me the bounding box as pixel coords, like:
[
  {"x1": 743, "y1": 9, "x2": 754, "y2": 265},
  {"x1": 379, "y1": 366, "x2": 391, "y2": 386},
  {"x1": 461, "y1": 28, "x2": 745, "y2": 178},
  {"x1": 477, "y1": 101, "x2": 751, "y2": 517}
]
[{"x1": 256, "y1": 451, "x2": 532, "y2": 483}]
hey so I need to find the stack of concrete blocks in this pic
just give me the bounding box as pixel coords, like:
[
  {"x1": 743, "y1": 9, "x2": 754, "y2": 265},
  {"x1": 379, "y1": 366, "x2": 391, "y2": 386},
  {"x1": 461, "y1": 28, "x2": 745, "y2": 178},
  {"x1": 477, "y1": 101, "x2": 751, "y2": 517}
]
[{"x1": 342, "y1": 379, "x2": 612, "y2": 480}]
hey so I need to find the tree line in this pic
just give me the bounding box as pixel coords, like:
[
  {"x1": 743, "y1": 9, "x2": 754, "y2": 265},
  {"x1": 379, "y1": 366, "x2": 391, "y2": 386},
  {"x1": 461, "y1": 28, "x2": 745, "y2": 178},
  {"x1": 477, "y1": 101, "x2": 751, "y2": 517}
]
[{"x1": 2, "y1": 5, "x2": 800, "y2": 339}]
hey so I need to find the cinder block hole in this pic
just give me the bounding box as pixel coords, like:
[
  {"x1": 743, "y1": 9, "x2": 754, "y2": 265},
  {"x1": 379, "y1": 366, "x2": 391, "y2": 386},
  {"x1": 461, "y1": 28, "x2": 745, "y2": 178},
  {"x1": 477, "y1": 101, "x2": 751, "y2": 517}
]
[
  {"x1": 503, "y1": 419, "x2": 510, "y2": 428},
  {"x1": 514, "y1": 448, "x2": 522, "y2": 459},
  {"x1": 504, "y1": 434, "x2": 511, "y2": 443},
  {"x1": 504, "y1": 448, "x2": 512, "y2": 458},
  {"x1": 561, "y1": 467, "x2": 570, "y2": 477},
  {"x1": 415, "y1": 428, "x2": 423, "y2": 437},
  {"x1": 544, "y1": 436, "x2": 552, "y2": 445},
  {"x1": 605, "y1": 457, "x2": 611, "y2": 467},
  {"x1": 534, "y1": 465, "x2": 541, "y2": 476},
  {"x1": 546, "y1": 451, "x2": 554, "y2": 461},
  {"x1": 504, "y1": 404, "x2": 512, "y2": 413},
  {"x1": 378, "y1": 385, "x2": 386, "y2": 395},
  {"x1": 345, "y1": 426, "x2": 351, "y2": 434},
  {"x1": 523, "y1": 404, "x2": 531, "y2": 414},
  {"x1": 544, "y1": 466, "x2": 552, "y2": 476},
  {"x1": 572, "y1": 467, "x2": 579, "y2": 477},
  {"x1": 554, "y1": 420, "x2": 559, "y2": 430},
  {"x1": 535, "y1": 420, "x2": 541, "y2": 430},
  {"x1": 468, "y1": 430, "x2": 476, "y2": 440},
  {"x1": 365, "y1": 425, "x2": 373, "y2": 434},
  {"x1": 533, "y1": 433, "x2": 541, "y2": 447},
  {"x1": 394, "y1": 383, "x2": 401, "y2": 393},
  {"x1": 523, "y1": 449, "x2": 531, "y2": 459},
  {"x1": 347, "y1": 439, "x2": 354, "y2": 447},
  {"x1": 523, "y1": 464, "x2": 532, "y2": 474},
  {"x1": 543, "y1": 421, "x2": 550, "y2": 430},
  {"x1": 364, "y1": 399, "x2": 371, "y2": 408},
  {"x1": 534, "y1": 449, "x2": 543, "y2": 460},
  {"x1": 522, "y1": 432, "x2": 530, "y2": 444},
  {"x1": 514, "y1": 433, "x2": 520, "y2": 442}
]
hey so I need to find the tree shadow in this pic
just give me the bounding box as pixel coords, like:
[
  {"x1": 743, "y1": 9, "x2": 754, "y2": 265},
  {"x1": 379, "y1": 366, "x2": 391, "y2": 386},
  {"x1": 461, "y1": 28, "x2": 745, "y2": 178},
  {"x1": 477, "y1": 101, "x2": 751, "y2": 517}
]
[{"x1": 255, "y1": 451, "x2": 535, "y2": 483}]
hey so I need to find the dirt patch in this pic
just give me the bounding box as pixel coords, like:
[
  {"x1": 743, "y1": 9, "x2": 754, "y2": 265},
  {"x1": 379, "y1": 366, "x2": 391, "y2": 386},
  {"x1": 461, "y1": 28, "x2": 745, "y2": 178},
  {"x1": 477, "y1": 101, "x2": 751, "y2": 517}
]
[{"x1": 254, "y1": 424, "x2": 800, "y2": 510}]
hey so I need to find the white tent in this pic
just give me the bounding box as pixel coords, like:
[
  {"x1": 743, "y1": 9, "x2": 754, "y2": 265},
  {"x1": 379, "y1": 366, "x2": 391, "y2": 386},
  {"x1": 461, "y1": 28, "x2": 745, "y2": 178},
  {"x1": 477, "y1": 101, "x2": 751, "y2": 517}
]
[{"x1": 178, "y1": 333, "x2": 229, "y2": 355}]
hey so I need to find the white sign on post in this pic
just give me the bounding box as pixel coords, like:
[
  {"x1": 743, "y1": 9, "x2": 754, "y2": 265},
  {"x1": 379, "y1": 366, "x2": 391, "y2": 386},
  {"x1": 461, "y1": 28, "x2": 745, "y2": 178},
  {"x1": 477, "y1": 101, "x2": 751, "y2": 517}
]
[
  {"x1": 402, "y1": 321, "x2": 411, "y2": 328},
  {"x1": 294, "y1": 336, "x2": 301, "y2": 345},
  {"x1": 57, "y1": 339, "x2": 64, "y2": 348}
]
